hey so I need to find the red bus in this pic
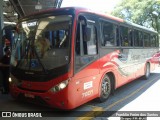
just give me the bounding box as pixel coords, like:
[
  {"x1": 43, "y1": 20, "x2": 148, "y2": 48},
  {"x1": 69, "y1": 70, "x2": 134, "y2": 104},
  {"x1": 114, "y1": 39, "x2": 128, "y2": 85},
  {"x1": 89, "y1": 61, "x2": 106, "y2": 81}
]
[{"x1": 9, "y1": 7, "x2": 159, "y2": 110}]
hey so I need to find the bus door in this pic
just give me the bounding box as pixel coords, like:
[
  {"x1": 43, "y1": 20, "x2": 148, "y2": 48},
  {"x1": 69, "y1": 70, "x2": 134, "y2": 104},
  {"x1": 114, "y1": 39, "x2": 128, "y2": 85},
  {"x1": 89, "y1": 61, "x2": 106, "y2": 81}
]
[{"x1": 73, "y1": 15, "x2": 100, "y2": 101}]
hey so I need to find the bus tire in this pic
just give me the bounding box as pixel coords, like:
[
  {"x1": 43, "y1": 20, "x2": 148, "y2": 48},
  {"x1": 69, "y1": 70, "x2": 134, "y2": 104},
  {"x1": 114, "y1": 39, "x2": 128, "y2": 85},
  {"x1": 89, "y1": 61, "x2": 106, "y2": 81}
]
[
  {"x1": 98, "y1": 74, "x2": 111, "y2": 102},
  {"x1": 143, "y1": 63, "x2": 150, "y2": 80}
]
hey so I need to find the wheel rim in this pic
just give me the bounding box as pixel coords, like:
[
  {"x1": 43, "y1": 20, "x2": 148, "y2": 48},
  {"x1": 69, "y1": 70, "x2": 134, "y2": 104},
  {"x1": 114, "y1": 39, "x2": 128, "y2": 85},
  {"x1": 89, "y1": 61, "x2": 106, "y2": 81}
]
[
  {"x1": 146, "y1": 64, "x2": 150, "y2": 77},
  {"x1": 102, "y1": 78, "x2": 110, "y2": 97}
]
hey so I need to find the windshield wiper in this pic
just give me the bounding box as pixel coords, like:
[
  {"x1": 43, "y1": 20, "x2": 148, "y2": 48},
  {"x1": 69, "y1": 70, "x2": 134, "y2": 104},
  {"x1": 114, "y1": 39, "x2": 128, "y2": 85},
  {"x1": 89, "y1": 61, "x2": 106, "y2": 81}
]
[
  {"x1": 15, "y1": 37, "x2": 47, "y2": 74},
  {"x1": 32, "y1": 46, "x2": 48, "y2": 74},
  {"x1": 28, "y1": 37, "x2": 48, "y2": 74}
]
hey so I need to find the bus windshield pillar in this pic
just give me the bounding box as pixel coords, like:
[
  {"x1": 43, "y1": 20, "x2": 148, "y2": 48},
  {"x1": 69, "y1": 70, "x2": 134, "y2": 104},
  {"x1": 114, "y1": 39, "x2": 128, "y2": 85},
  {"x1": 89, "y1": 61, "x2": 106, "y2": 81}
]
[{"x1": 80, "y1": 22, "x2": 84, "y2": 56}]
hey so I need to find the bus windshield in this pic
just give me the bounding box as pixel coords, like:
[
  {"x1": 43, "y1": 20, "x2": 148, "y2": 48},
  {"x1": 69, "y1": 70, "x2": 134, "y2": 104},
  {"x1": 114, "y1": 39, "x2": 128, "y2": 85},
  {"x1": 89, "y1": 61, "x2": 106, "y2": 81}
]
[{"x1": 11, "y1": 15, "x2": 72, "y2": 72}]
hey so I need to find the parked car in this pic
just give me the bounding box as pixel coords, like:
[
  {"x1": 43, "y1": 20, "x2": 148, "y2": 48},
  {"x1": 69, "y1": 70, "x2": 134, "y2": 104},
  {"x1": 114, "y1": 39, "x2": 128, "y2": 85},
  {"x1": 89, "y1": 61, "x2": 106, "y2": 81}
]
[{"x1": 152, "y1": 52, "x2": 160, "y2": 65}]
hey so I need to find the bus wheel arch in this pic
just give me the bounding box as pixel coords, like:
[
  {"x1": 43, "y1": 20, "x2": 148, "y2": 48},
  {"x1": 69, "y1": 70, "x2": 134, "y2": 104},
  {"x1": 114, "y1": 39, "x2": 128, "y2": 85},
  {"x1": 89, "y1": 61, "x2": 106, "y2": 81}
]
[
  {"x1": 107, "y1": 72, "x2": 116, "y2": 95},
  {"x1": 98, "y1": 72, "x2": 115, "y2": 102}
]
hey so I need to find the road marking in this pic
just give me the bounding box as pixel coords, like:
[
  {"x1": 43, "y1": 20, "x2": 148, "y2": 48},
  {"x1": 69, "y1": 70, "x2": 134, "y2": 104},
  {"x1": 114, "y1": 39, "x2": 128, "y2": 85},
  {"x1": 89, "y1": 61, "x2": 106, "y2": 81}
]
[
  {"x1": 76, "y1": 106, "x2": 104, "y2": 120},
  {"x1": 77, "y1": 75, "x2": 159, "y2": 120}
]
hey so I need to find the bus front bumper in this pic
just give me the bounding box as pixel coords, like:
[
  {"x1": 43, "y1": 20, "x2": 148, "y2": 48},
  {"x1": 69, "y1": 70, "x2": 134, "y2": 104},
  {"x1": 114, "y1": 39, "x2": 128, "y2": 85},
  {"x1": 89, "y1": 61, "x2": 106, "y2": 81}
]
[{"x1": 9, "y1": 85, "x2": 73, "y2": 110}]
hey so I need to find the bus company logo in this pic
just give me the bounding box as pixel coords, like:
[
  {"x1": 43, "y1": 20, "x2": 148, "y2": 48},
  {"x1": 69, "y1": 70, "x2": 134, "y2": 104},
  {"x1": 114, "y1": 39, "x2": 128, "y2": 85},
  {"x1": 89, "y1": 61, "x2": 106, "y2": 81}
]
[{"x1": 2, "y1": 112, "x2": 11, "y2": 117}]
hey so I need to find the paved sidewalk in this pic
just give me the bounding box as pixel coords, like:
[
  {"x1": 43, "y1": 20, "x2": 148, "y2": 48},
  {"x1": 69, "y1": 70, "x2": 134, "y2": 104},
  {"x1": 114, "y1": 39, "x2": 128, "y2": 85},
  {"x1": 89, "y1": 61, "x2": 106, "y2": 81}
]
[{"x1": 108, "y1": 67, "x2": 160, "y2": 120}]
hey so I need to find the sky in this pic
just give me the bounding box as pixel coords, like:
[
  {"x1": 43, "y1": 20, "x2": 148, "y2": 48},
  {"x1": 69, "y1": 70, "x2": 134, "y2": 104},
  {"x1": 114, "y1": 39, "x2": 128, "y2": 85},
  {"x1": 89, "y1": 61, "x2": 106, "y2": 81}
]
[{"x1": 61, "y1": 0, "x2": 121, "y2": 13}]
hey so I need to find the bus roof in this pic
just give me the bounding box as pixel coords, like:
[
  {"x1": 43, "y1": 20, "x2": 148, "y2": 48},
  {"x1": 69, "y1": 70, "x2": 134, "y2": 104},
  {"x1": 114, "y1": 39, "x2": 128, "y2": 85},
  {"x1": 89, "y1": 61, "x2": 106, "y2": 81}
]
[
  {"x1": 125, "y1": 21, "x2": 158, "y2": 34},
  {"x1": 20, "y1": 7, "x2": 158, "y2": 34}
]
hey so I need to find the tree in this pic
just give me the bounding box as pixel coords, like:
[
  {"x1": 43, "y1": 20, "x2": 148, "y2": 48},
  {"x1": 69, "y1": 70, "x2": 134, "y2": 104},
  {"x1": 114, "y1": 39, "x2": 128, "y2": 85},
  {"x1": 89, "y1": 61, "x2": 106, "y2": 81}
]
[{"x1": 111, "y1": 0, "x2": 160, "y2": 33}]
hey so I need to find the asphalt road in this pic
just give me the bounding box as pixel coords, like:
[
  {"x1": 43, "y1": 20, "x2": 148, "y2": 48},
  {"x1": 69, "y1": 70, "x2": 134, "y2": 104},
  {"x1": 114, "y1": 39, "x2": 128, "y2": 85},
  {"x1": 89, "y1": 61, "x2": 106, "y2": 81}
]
[{"x1": 0, "y1": 67, "x2": 160, "y2": 120}]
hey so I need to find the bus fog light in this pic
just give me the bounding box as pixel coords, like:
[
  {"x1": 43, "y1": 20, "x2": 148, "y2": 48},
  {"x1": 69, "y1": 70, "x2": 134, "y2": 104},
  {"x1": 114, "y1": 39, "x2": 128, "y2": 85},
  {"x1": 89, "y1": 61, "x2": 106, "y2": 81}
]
[{"x1": 49, "y1": 79, "x2": 69, "y2": 93}]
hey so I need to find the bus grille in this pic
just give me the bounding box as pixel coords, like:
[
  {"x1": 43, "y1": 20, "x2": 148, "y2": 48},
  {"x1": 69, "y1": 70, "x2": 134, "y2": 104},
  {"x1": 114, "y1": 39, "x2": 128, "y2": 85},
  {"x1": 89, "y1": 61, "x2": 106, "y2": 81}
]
[
  {"x1": 18, "y1": 86, "x2": 46, "y2": 93},
  {"x1": 18, "y1": 93, "x2": 49, "y2": 106}
]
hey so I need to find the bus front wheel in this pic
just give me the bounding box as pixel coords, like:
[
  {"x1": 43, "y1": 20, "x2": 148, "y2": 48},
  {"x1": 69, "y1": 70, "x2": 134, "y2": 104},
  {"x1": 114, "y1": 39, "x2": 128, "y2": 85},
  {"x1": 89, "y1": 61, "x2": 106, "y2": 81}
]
[{"x1": 98, "y1": 75, "x2": 111, "y2": 102}]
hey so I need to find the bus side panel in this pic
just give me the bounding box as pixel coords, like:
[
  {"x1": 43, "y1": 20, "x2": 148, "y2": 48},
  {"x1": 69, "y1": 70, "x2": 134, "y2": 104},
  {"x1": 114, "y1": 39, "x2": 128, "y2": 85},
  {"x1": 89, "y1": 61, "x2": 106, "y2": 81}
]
[
  {"x1": 68, "y1": 56, "x2": 101, "y2": 107},
  {"x1": 67, "y1": 73, "x2": 101, "y2": 108},
  {"x1": 98, "y1": 48, "x2": 158, "y2": 89},
  {"x1": 99, "y1": 49, "x2": 137, "y2": 88}
]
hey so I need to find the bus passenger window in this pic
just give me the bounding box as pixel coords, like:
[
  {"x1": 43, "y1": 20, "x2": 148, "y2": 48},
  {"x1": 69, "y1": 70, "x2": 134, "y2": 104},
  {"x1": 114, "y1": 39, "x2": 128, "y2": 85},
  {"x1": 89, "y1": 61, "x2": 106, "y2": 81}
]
[
  {"x1": 156, "y1": 35, "x2": 159, "y2": 47},
  {"x1": 134, "y1": 30, "x2": 143, "y2": 47},
  {"x1": 120, "y1": 26, "x2": 132, "y2": 47},
  {"x1": 85, "y1": 25, "x2": 97, "y2": 55},
  {"x1": 128, "y1": 29, "x2": 133, "y2": 46},
  {"x1": 150, "y1": 34, "x2": 156, "y2": 47},
  {"x1": 134, "y1": 30, "x2": 139, "y2": 46},
  {"x1": 101, "y1": 22, "x2": 115, "y2": 47},
  {"x1": 144, "y1": 33, "x2": 150, "y2": 47},
  {"x1": 138, "y1": 31, "x2": 143, "y2": 46},
  {"x1": 75, "y1": 21, "x2": 97, "y2": 55},
  {"x1": 116, "y1": 27, "x2": 120, "y2": 46}
]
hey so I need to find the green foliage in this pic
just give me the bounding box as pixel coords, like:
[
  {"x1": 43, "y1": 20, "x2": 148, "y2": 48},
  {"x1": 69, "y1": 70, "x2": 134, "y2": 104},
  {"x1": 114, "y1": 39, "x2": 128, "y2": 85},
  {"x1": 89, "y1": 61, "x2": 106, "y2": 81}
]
[{"x1": 112, "y1": 0, "x2": 160, "y2": 33}]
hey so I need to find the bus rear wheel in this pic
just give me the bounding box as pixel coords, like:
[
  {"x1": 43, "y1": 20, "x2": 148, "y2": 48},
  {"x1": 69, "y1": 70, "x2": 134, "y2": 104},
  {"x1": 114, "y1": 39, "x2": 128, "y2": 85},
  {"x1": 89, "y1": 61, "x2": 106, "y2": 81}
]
[
  {"x1": 98, "y1": 75, "x2": 111, "y2": 102},
  {"x1": 143, "y1": 63, "x2": 150, "y2": 80}
]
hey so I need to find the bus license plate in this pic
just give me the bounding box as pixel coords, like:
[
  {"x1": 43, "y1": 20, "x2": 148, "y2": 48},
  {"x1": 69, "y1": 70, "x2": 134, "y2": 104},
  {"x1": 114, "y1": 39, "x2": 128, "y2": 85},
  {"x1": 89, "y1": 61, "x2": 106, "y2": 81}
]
[{"x1": 24, "y1": 93, "x2": 35, "y2": 98}]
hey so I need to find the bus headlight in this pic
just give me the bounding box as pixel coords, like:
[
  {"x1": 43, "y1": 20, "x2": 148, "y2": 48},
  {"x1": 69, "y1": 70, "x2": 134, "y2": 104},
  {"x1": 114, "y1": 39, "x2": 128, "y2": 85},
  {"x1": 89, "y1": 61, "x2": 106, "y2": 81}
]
[
  {"x1": 59, "y1": 82, "x2": 67, "y2": 89},
  {"x1": 9, "y1": 77, "x2": 12, "y2": 83},
  {"x1": 49, "y1": 79, "x2": 69, "y2": 93},
  {"x1": 10, "y1": 74, "x2": 22, "y2": 86}
]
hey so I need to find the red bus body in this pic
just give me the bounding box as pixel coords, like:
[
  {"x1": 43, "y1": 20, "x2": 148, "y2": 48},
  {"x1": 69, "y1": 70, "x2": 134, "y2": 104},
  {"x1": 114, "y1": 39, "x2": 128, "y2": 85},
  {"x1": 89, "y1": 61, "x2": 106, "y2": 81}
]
[{"x1": 10, "y1": 7, "x2": 159, "y2": 110}]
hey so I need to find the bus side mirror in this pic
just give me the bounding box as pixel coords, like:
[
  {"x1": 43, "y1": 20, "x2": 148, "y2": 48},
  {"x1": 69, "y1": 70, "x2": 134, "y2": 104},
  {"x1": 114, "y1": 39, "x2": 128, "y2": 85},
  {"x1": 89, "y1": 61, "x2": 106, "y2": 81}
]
[{"x1": 84, "y1": 27, "x2": 91, "y2": 41}]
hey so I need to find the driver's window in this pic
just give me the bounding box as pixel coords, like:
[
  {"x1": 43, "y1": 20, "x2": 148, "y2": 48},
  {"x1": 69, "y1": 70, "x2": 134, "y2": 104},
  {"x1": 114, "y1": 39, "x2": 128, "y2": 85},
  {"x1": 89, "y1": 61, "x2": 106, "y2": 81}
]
[
  {"x1": 75, "y1": 15, "x2": 98, "y2": 72},
  {"x1": 75, "y1": 20, "x2": 97, "y2": 56},
  {"x1": 85, "y1": 25, "x2": 97, "y2": 55}
]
